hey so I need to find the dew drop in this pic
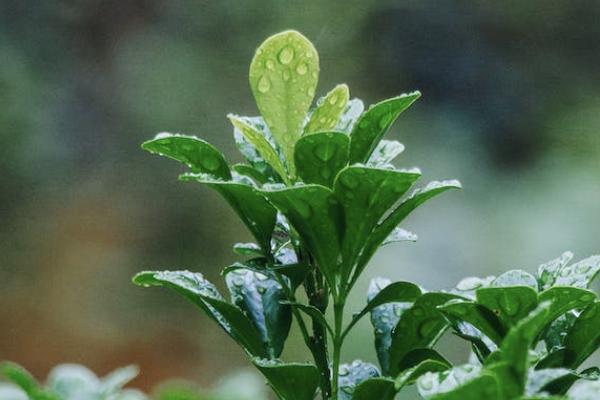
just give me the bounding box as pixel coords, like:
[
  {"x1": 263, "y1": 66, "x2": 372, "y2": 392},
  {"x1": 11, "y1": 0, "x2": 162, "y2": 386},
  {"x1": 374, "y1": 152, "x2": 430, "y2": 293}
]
[
  {"x1": 308, "y1": 87, "x2": 315, "y2": 97},
  {"x1": 418, "y1": 319, "x2": 439, "y2": 337},
  {"x1": 202, "y1": 155, "x2": 221, "y2": 172},
  {"x1": 329, "y1": 94, "x2": 339, "y2": 105},
  {"x1": 278, "y1": 46, "x2": 294, "y2": 64},
  {"x1": 257, "y1": 76, "x2": 271, "y2": 93},
  {"x1": 339, "y1": 173, "x2": 359, "y2": 189},
  {"x1": 314, "y1": 143, "x2": 334, "y2": 162},
  {"x1": 265, "y1": 59, "x2": 275, "y2": 70},
  {"x1": 282, "y1": 70, "x2": 291, "y2": 81},
  {"x1": 296, "y1": 63, "x2": 308, "y2": 75}
]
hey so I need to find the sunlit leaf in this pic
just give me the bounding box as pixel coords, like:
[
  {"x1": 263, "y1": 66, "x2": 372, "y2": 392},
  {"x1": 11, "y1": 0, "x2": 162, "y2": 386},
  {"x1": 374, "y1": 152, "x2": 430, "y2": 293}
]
[
  {"x1": 304, "y1": 84, "x2": 349, "y2": 134},
  {"x1": 335, "y1": 98, "x2": 365, "y2": 133},
  {"x1": 367, "y1": 140, "x2": 405, "y2": 168}
]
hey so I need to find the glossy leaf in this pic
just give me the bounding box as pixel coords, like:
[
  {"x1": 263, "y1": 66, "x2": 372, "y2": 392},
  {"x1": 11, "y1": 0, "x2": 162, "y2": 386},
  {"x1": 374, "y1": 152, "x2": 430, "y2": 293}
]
[
  {"x1": 389, "y1": 292, "x2": 462, "y2": 375},
  {"x1": 181, "y1": 174, "x2": 276, "y2": 251},
  {"x1": 232, "y1": 242, "x2": 263, "y2": 257},
  {"x1": 367, "y1": 139, "x2": 405, "y2": 167},
  {"x1": 229, "y1": 115, "x2": 290, "y2": 184},
  {"x1": 335, "y1": 98, "x2": 365, "y2": 133},
  {"x1": 224, "y1": 268, "x2": 292, "y2": 358},
  {"x1": 249, "y1": 30, "x2": 319, "y2": 175},
  {"x1": 142, "y1": 133, "x2": 231, "y2": 180},
  {"x1": 304, "y1": 84, "x2": 349, "y2": 134},
  {"x1": 563, "y1": 301, "x2": 600, "y2": 368},
  {"x1": 476, "y1": 286, "x2": 538, "y2": 329},
  {"x1": 337, "y1": 360, "x2": 380, "y2": 400},
  {"x1": 357, "y1": 180, "x2": 461, "y2": 274},
  {"x1": 281, "y1": 301, "x2": 333, "y2": 336},
  {"x1": 261, "y1": 185, "x2": 343, "y2": 290},
  {"x1": 416, "y1": 364, "x2": 486, "y2": 399},
  {"x1": 395, "y1": 358, "x2": 452, "y2": 390},
  {"x1": 334, "y1": 165, "x2": 421, "y2": 280},
  {"x1": 351, "y1": 377, "x2": 396, "y2": 400},
  {"x1": 491, "y1": 270, "x2": 538, "y2": 290},
  {"x1": 231, "y1": 164, "x2": 269, "y2": 186},
  {"x1": 537, "y1": 251, "x2": 574, "y2": 291},
  {"x1": 232, "y1": 117, "x2": 279, "y2": 180},
  {"x1": 294, "y1": 131, "x2": 349, "y2": 187},
  {"x1": 439, "y1": 299, "x2": 506, "y2": 345},
  {"x1": 349, "y1": 92, "x2": 421, "y2": 163},
  {"x1": 133, "y1": 270, "x2": 266, "y2": 357},
  {"x1": 538, "y1": 287, "x2": 596, "y2": 328},
  {"x1": 552, "y1": 255, "x2": 600, "y2": 289},
  {"x1": 252, "y1": 359, "x2": 319, "y2": 400},
  {"x1": 382, "y1": 227, "x2": 418, "y2": 246}
]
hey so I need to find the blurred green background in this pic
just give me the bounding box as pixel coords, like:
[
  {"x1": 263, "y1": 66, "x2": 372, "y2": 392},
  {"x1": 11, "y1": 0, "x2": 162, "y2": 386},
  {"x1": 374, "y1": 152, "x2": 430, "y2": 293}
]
[{"x1": 2, "y1": 0, "x2": 599, "y2": 394}]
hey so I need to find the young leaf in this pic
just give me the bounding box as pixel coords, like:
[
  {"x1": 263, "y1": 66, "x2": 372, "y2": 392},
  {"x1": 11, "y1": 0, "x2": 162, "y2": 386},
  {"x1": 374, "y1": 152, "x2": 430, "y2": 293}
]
[
  {"x1": 252, "y1": 359, "x2": 320, "y2": 400},
  {"x1": 228, "y1": 115, "x2": 290, "y2": 184},
  {"x1": 367, "y1": 277, "x2": 413, "y2": 374},
  {"x1": 334, "y1": 165, "x2": 421, "y2": 280},
  {"x1": 224, "y1": 268, "x2": 292, "y2": 358},
  {"x1": 0, "y1": 362, "x2": 58, "y2": 400},
  {"x1": 552, "y1": 255, "x2": 600, "y2": 289},
  {"x1": 249, "y1": 30, "x2": 319, "y2": 175},
  {"x1": 261, "y1": 185, "x2": 343, "y2": 291},
  {"x1": 475, "y1": 286, "x2": 539, "y2": 329},
  {"x1": 357, "y1": 180, "x2": 461, "y2": 274},
  {"x1": 304, "y1": 84, "x2": 349, "y2": 134},
  {"x1": 337, "y1": 360, "x2": 380, "y2": 400},
  {"x1": 294, "y1": 131, "x2": 349, "y2": 187},
  {"x1": 349, "y1": 92, "x2": 421, "y2": 164},
  {"x1": 438, "y1": 299, "x2": 506, "y2": 345},
  {"x1": 537, "y1": 251, "x2": 574, "y2": 291},
  {"x1": 538, "y1": 287, "x2": 596, "y2": 328},
  {"x1": 335, "y1": 98, "x2": 365, "y2": 133},
  {"x1": 563, "y1": 301, "x2": 600, "y2": 368},
  {"x1": 142, "y1": 133, "x2": 231, "y2": 180},
  {"x1": 181, "y1": 174, "x2": 276, "y2": 252},
  {"x1": 389, "y1": 292, "x2": 462, "y2": 376},
  {"x1": 351, "y1": 377, "x2": 396, "y2": 400},
  {"x1": 133, "y1": 270, "x2": 266, "y2": 357}
]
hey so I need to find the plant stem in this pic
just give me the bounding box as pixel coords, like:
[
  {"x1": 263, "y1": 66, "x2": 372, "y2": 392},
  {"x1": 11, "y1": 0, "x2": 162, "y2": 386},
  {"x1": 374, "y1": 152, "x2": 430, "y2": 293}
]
[{"x1": 330, "y1": 301, "x2": 345, "y2": 400}]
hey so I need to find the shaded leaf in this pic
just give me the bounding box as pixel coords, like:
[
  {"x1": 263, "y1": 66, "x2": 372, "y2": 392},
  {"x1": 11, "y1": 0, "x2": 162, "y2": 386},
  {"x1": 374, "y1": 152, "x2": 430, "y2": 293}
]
[
  {"x1": 281, "y1": 301, "x2": 333, "y2": 336},
  {"x1": 367, "y1": 140, "x2": 405, "y2": 168},
  {"x1": 335, "y1": 98, "x2": 365, "y2": 133},
  {"x1": 133, "y1": 270, "x2": 266, "y2": 357},
  {"x1": 268, "y1": 263, "x2": 309, "y2": 290},
  {"x1": 382, "y1": 227, "x2": 418, "y2": 246},
  {"x1": 351, "y1": 377, "x2": 395, "y2": 400},
  {"x1": 252, "y1": 359, "x2": 319, "y2": 400},
  {"x1": 338, "y1": 360, "x2": 380, "y2": 400},
  {"x1": 224, "y1": 268, "x2": 292, "y2": 358},
  {"x1": 294, "y1": 131, "x2": 349, "y2": 187},
  {"x1": 476, "y1": 286, "x2": 538, "y2": 329},
  {"x1": 563, "y1": 301, "x2": 600, "y2": 368},
  {"x1": 304, "y1": 84, "x2": 349, "y2": 134},
  {"x1": 439, "y1": 299, "x2": 506, "y2": 345},
  {"x1": 537, "y1": 251, "x2": 574, "y2": 291},
  {"x1": 142, "y1": 133, "x2": 231, "y2": 180},
  {"x1": 249, "y1": 30, "x2": 319, "y2": 175}
]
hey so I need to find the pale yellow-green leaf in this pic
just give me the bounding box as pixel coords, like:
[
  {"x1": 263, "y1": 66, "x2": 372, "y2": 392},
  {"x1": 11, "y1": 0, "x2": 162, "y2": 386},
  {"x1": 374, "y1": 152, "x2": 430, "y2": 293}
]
[
  {"x1": 249, "y1": 30, "x2": 319, "y2": 176},
  {"x1": 304, "y1": 84, "x2": 349, "y2": 134},
  {"x1": 228, "y1": 115, "x2": 291, "y2": 185}
]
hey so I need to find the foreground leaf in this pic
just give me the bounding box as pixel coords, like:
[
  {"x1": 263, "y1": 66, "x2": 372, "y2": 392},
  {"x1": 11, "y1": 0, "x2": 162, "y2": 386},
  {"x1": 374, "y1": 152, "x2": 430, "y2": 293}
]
[
  {"x1": 563, "y1": 301, "x2": 600, "y2": 368},
  {"x1": 249, "y1": 30, "x2": 319, "y2": 175},
  {"x1": 367, "y1": 140, "x2": 405, "y2": 167},
  {"x1": 252, "y1": 359, "x2": 319, "y2": 400},
  {"x1": 294, "y1": 131, "x2": 349, "y2": 187},
  {"x1": 475, "y1": 286, "x2": 538, "y2": 329}
]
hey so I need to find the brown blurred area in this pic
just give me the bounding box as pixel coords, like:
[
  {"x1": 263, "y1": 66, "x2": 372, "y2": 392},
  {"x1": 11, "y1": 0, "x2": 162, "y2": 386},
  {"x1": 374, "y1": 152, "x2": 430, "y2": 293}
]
[{"x1": 2, "y1": 0, "x2": 599, "y2": 390}]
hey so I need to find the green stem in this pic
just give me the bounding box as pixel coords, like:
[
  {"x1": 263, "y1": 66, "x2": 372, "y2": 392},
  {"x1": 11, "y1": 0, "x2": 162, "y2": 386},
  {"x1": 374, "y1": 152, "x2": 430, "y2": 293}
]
[{"x1": 331, "y1": 301, "x2": 345, "y2": 400}]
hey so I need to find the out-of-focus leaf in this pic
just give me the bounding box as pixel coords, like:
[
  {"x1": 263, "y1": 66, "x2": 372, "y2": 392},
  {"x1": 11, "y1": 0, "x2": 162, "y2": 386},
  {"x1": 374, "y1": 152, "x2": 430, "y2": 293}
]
[
  {"x1": 281, "y1": 301, "x2": 332, "y2": 336},
  {"x1": 252, "y1": 359, "x2": 319, "y2": 400},
  {"x1": 47, "y1": 364, "x2": 100, "y2": 400},
  {"x1": 563, "y1": 301, "x2": 600, "y2": 368},
  {"x1": 224, "y1": 268, "x2": 292, "y2": 358},
  {"x1": 337, "y1": 360, "x2": 380, "y2": 400},
  {"x1": 567, "y1": 379, "x2": 600, "y2": 400},
  {"x1": 101, "y1": 365, "x2": 139, "y2": 396},
  {"x1": 335, "y1": 98, "x2": 365, "y2": 133},
  {"x1": 491, "y1": 270, "x2": 538, "y2": 290},
  {"x1": 261, "y1": 185, "x2": 343, "y2": 290},
  {"x1": 304, "y1": 84, "x2": 349, "y2": 134},
  {"x1": 416, "y1": 364, "x2": 486, "y2": 399},
  {"x1": 395, "y1": 358, "x2": 452, "y2": 390},
  {"x1": 382, "y1": 227, "x2": 418, "y2": 246},
  {"x1": 476, "y1": 286, "x2": 538, "y2": 329},
  {"x1": 552, "y1": 255, "x2": 600, "y2": 289},
  {"x1": 0, "y1": 384, "x2": 28, "y2": 400},
  {"x1": 351, "y1": 377, "x2": 395, "y2": 400},
  {"x1": 249, "y1": 30, "x2": 319, "y2": 175},
  {"x1": 389, "y1": 292, "x2": 462, "y2": 375},
  {"x1": 439, "y1": 299, "x2": 506, "y2": 345},
  {"x1": 527, "y1": 367, "x2": 599, "y2": 396},
  {"x1": 357, "y1": 180, "x2": 461, "y2": 274},
  {"x1": 133, "y1": 270, "x2": 266, "y2": 357},
  {"x1": 537, "y1": 251, "x2": 574, "y2": 291},
  {"x1": 367, "y1": 140, "x2": 405, "y2": 168},
  {"x1": 0, "y1": 362, "x2": 58, "y2": 400},
  {"x1": 538, "y1": 287, "x2": 596, "y2": 328},
  {"x1": 181, "y1": 174, "x2": 276, "y2": 251},
  {"x1": 142, "y1": 133, "x2": 231, "y2": 180},
  {"x1": 294, "y1": 131, "x2": 349, "y2": 187},
  {"x1": 349, "y1": 92, "x2": 421, "y2": 163},
  {"x1": 229, "y1": 115, "x2": 290, "y2": 184},
  {"x1": 334, "y1": 165, "x2": 421, "y2": 280}
]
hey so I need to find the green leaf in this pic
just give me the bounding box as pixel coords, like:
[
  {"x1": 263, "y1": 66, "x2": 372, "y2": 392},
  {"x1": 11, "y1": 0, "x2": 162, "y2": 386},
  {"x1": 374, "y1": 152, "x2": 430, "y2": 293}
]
[
  {"x1": 251, "y1": 359, "x2": 319, "y2": 400},
  {"x1": 334, "y1": 165, "x2": 421, "y2": 280},
  {"x1": 338, "y1": 360, "x2": 380, "y2": 400},
  {"x1": 294, "y1": 131, "x2": 349, "y2": 187},
  {"x1": 367, "y1": 140, "x2": 405, "y2": 168},
  {"x1": 382, "y1": 227, "x2": 418, "y2": 246},
  {"x1": 181, "y1": 174, "x2": 276, "y2": 252},
  {"x1": 351, "y1": 377, "x2": 396, "y2": 400},
  {"x1": 0, "y1": 362, "x2": 58, "y2": 400},
  {"x1": 439, "y1": 299, "x2": 506, "y2": 345},
  {"x1": 336, "y1": 98, "x2": 365, "y2": 133},
  {"x1": 249, "y1": 30, "x2": 319, "y2": 176},
  {"x1": 476, "y1": 286, "x2": 539, "y2": 329},
  {"x1": 563, "y1": 301, "x2": 600, "y2": 368},
  {"x1": 232, "y1": 242, "x2": 264, "y2": 257},
  {"x1": 231, "y1": 164, "x2": 269, "y2": 186},
  {"x1": 268, "y1": 263, "x2": 309, "y2": 290},
  {"x1": 261, "y1": 185, "x2": 343, "y2": 290},
  {"x1": 527, "y1": 367, "x2": 599, "y2": 396},
  {"x1": 349, "y1": 92, "x2": 421, "y2": 163},
  {"x1": 367, "y1": 277, "x2": 413, "y2": 374},
  {"x1": 542, "y1": 312, "x2": 578, "y2": 353},
  {"x1": 229, "y1": 115, "x2": 290, "y2": 184},
  {"x1": 389, "y1": 292, "x2": 462, "y2": 375},
  {"x1": 142, "y1": 133, "x2": 231, "y2": 180},
  {"x1": 396, "y1": 348, "x2": 452, "y2": 372},
  {"x1": 304, "y1": 84, "x2": 349, "y2": 134},
  {"x1": 357, "y1": 180, "x2": 461, "y2": 274},
  {"x1": 416, "y1": 364, "x2": 493, "y2": 399},
  {"x1": 537, "y1": 251, "x2": 574, "y2": 291},
  {"x1": 224, "y1": 268, "x2": 292, "y2": 358},
  {"x1": 491, "y1": 270, "x2": 538, "y2": 290},
  {"x1": 133, "y1": 270, "x2": 266, "y2": 357},
  {"x1": 538, "y1": 287, "x2": 596, "y2": 328},
  {"x1": 281, "y1": 301, "x2": 333, "y2": 336},
  {"x1": 395, "y1": 358, "x2": 452, "y2": 391},
  {"x1": 552, "y1": 255, "x2": 600, "y2": 289},
  {"x1": 232, "y1": 117, "x2": 280, "y2": 181}
]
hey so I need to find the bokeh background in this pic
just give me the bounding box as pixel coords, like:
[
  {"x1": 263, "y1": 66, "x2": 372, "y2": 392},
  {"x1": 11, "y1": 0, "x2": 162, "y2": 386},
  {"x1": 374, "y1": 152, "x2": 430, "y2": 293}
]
[{"x1": 2, "y1": 0, "x2": 599, "y2": 395}]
